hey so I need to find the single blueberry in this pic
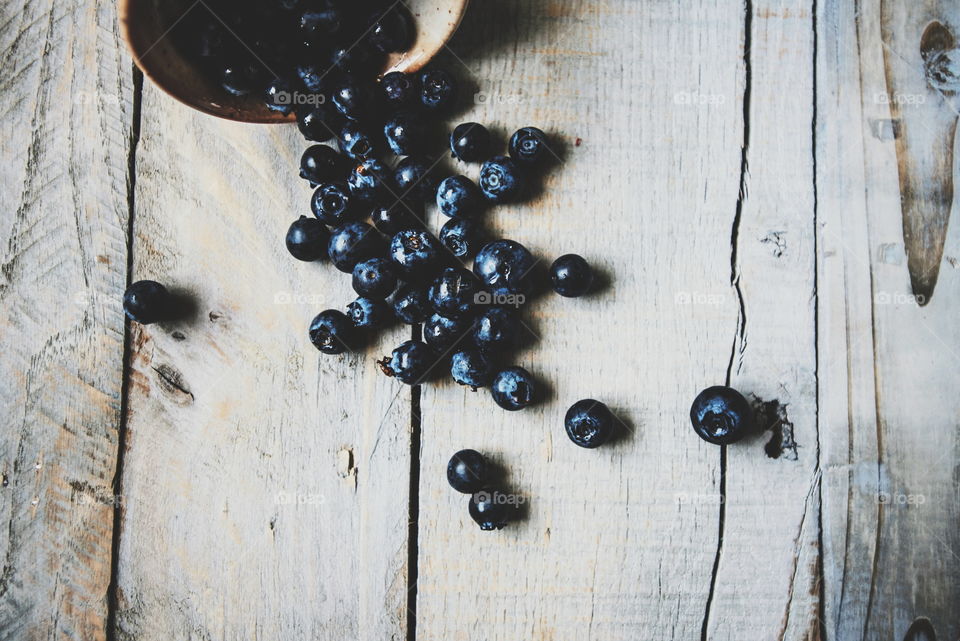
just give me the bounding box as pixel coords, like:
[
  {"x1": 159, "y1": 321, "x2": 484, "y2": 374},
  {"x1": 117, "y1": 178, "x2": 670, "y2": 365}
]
[
  {"x1": 221, "y1": 61, "x2": 264, "y2": 96},
  {"x1": 311, "y1": 183, "x2": 355, "y2": 226},
  {"x1": 468, "y1": 488, "x2": 512, "y2": 530},
  {"x1": 490, "y1": 366, "x2": 536, "y2": 411},
  {"x1": 420, "y1": 68, "x2": 458, "y2": 112},
  {"x1": 446, "y1": 449, "x2": 489, "y2": 494},
  {"x1": 423, "y1": 312, "x2": 472, "y2": 352},
  {"x1": 377, "y1": 340, "x2": 438, "y2": 385},
  {"x1": 299, "y1": 6, "x2": 343, "y2": 43},
  {"x1": 690, "y1": 386, "x2": 754, "y2": 445},
  {"x1": 392, "y1": 285, "x2": 431, "y2": 325},
  {"x1": 450, "y1": 348, "x2": 494, "y2": 389},
  {"x1": 428, "y1": 267, "x2": 480, "y2": 318},
  {"x1": 479, "y1": 155, "x2": 525, "y2": 203},
  {"x1": 286, "y1": 215, "x2": 330, "y2": 261},
  {"x1": 347, "y1": 158, "x2": 393, "y2": 202},
  {"x1": 327, "y1": 221, "x2": 383, "y2": 272},
  {"x1": 473, "y1": 239, "x2": 536, "y2": 296},
  {"x1": 550, "y1": 254, "x2": 594, "y2": 297},
  {"x1": 265, "y1": 77, "x2": 295, "y2": 115},
  {"x1": 331, "y1": 78, "x2": 375, "y2": 120},
  {"x1": 439, "y1": 217, "x2": 483, "y2": 259},
  {"x1": 368, "y1": 6, "x2": 413, "y2": 52},
  {"x1": 295, "y1": 64, "x2": 326, "y2": 93},
  {"x1": 380, "y1": 71, "x2": 419, "y2": 110},
  {"x1": 297, "y1": 102, "x2": 339, "y2": 142},
  {"x1": 370, "y1": 199, "x2": 424, "y2": 236},
  {"x1": 508, "y1": 126, "x2": 551, "y2": 166},
  {"x1": 300, "y1": 144, "x2": 344, "y2": 185},
  {"x1": 309, "y1": 309, "x2": 355, "y2": 354},
  {"x1": 473, "y1": 306, "x2": 521, "y2": 353},
  {"x1": 352, "y1": 257, "x2": 398, "y2": 299},
  {"x1": 436, "y1": 175, "x2": 483, "y2": 218},
  {"x1": 329, "y1": 44, "x2": 383, "y2": 75},
  {"x1": 384, "y1": 112, "x2": 426, "y2": 156},
  {"x1": 347, "y1": 296, "x2": 391, "y2": 329},
  {"x1": 394, "y1": 156, "x2": 439, "y2": 202},
  {"x1": 450, "y1": 122, "x2": 490, "y2": 162},
  {"x1": 564, "y1": 399, "x2": 616, "y2": 448},
  {"x1": 339, "y1": 121, "x2": 380, "y2": 161},
  {"x1": 123, "y1": 280, "x2": 171, "y2": 324},
  {"x1": 390, "y1": 229, "x2": 443, "y2": 277}
]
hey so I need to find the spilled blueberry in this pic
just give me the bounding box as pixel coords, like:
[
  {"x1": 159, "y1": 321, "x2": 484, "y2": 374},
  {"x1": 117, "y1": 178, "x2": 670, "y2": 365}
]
[
  {"x1": 690, "y1": 386, "x2": 754, "y2": 445},
  {"x1": 286, "y1": 216, "x2": 330, "y2": 262},
  {"x1": 447, "y1": 449, "x2": 489, "y2": 494},
  {"x1": 564, "y1": 399, "x2": 615, "y2": 448},
  {"x1": 123, "y1": 280, "x2": 171, "y2": 324},
  {"x1": 490, "y1": 367, "x2": 536, "y2": 411}
]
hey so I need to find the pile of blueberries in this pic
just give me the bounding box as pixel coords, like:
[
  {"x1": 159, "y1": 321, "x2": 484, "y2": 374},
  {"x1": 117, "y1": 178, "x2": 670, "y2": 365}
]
[{"x1": 123, "y1": 0, "x2": 760, "y2": 532}]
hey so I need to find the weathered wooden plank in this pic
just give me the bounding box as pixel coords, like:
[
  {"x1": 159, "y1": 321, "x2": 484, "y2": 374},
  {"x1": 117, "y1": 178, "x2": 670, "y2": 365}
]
[
  {"x1": 115, "y1": 85, "x2": 413, "y2": 639},
  {"x1": 817, "y1": 1, "x2": 960, "y2": 639},
  {"x1": 414, "y1": 0, "x2": 818, "y2": 639},
  {"x1": 0, "y1": 0, "x2": 133, "y2": 639}
]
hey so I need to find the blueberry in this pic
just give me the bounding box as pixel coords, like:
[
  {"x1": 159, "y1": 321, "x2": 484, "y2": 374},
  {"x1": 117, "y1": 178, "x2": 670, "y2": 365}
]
[
  {"x1": 347, "y1": 158, "x2": 393, "y2": 202},
  {"x1": 299, "y1": 6, "x2": 343, "y2": 43},
  {"x1": 446, "y1": 449, "x2": 489, "y2": 494},
  {"x1": 436, "y1": 175, "x2": 483, "y2": 219},
  {"x1": 439, "y1": 218, "x2": 483, "y2": 259},
  {"x1": 380, "y1": 71, "x2": 419, "y2": 109},
  {"x1": 450, "y1": 348, "x2": 494, "y2": 389},
  {"x1": 297, "y1": 102, "x2": 339, "y2": 142},
  {"x1": 508, "y1": 127, "x2": 551, "y2": 166},
  {"x1": 450, "y1": 122, "x2": 490, "y2": 162},
  {"x1": 352, "y1": 257, "x2": 397, "y2": 299},
  {"x1": 394, "y1": 156, "x2": 439, "y2": 202},
  {"x1": 327, "y1": 221, "x2": 383, "y2": 272},
  {"x1": 377, "y1": 340, "x2": 438, "y2": 384},
  {"x1": 331, "y1": 78, "x2": 375, "y2": 120},
  {"x1": 300, "y1": 145, "x2": 344, "y2": 185},
  {"x1": 550, "y1": 254, "x2": 593, "y2": 297},
  {"x1": 472, "y1": 239, "x2": 536, "y2": 296},
  {"x1": 384, "y1": 112, "x2": 426, "y2": 156},
  {"x1": 295, "y1": 64, "x2": 326, "y2": 93},
  {"x1": 392, "y1": 285, "x2": 431, "y2": 324},
  {"x1": 468, "y1": 489, "x2": 512, "y2": 530},
  {"x1": 370, "y1": 199, "x2": 424, "y2": 236},
  {"x1": 368, "y1": 6, "x2": 413, "y2": 52},
  {"x1": 123, "y1": 280, "x2": 171, "y2": 324},
  {"x1": 286, "y1": 215, "x2": 330, "y2": 261},
  {"x1": 221, "y1": 61, "x2": 264, "y2": 96},
  {"x1": 423, "y1": 312, "x2": 471, "y2": 352},
  {"x1": 339, "y1": 121, "x2": 380, "y2": 161},
  {"x1": 329, "y1": 45, "x2": 383, "y2": 75},
  {"x1": 347, "y1": 296, "x2": 391, "y2": 328},
  {"x1": 479, "y1": 156, "x2": 525, "y2": 203},
  {"x1": 311, "y1": 183, "x2": 355, "y2": 226},
  {"x1": 690, "y1": 386, "x2": 754, "y2": 445},
  {"x1": 265, "y1": 77, "x2": 295, "y2": 115},
  {"x1": 474, "y1": 306, "x2": 521, "y2": 353},
  {"x1": 490, "y1": 366, "x2": 536, "y2": 411},
  {"x1": 390, "y1": 229, "x2": 443, "y2": 277},
  {"x1": 564, "y1": 399, "x2": 615, "y2": 448},
  {"x1": 420, "y1": 69, "x2": 458, "y2": 112},
  {"x1": 428, "y1": 267, "x2": 479, "y2": 318},
  {"x1": 309, "y1": 309, "x2": 355, "y2": 354}
]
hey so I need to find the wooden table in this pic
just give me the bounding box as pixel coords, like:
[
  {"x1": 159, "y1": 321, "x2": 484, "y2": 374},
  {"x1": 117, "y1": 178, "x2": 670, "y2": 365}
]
[{"x1": 3, "y1": 0, "x2": 959, "y2": 639}]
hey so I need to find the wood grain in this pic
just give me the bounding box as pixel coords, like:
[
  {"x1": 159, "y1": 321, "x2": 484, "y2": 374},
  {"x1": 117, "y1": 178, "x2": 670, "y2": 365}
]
[
  {"x1": 818, "y1": 0, "x2": 960, "y2": 639},
  {"x1": 114, "y1": 86, "x2": 413, "y2": 639},
  {"x1": 415, "y1": 1, "x2": 820, "y2": 639},
  {"x1": 0, "y1": 0, "x2": 133, "y2": 639}
]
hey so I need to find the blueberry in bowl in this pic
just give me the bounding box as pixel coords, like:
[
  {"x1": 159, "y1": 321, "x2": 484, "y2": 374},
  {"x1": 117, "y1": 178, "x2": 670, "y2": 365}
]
[{"x1": 689, "y1": 386, "x2": 754, "y2": 445}]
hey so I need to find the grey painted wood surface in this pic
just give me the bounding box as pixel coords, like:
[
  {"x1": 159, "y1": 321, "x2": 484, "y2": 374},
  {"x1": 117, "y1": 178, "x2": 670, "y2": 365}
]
[{"x1": 1, "y1": 0, "x2": 958, "y2": 639}]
